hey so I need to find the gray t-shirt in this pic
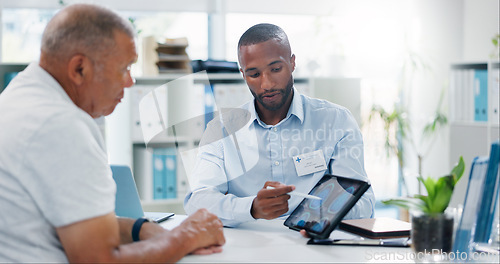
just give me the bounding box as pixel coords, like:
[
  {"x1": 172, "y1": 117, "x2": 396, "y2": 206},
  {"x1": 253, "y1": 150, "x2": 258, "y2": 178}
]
[{"x1": 0, "y1": 63, "x2": 116, "y2": 262}]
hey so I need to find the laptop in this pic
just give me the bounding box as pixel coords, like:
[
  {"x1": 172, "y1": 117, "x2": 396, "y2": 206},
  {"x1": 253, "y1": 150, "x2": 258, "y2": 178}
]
[{"x1": 110, "y1": 165, "x2": 174, "y2": 223}]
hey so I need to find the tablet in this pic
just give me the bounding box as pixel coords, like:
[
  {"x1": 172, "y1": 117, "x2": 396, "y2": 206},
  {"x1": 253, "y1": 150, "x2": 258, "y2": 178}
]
[{"x1": 283, "y1": 174, "x2": 370, "y2": 239}]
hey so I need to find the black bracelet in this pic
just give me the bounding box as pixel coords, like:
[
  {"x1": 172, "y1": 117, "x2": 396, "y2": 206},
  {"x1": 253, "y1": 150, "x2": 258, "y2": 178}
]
[{"x1": 132, "y1": 218, "x2": 149, "y2": 242}]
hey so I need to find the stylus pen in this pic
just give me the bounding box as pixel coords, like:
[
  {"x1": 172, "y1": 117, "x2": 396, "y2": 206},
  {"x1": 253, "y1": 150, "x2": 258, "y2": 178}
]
[{"x1": 266, "y1": 186, "x2": 322, "y2": 200}]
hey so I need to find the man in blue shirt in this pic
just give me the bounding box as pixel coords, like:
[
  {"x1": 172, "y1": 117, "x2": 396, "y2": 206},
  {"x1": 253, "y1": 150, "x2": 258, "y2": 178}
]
[{"x1": 184, "y1": 23, "x2": 375, "y2": 227}]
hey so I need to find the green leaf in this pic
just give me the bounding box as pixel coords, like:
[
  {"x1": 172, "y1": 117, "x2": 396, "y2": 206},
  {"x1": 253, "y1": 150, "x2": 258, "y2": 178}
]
[
  {"x1": 450, "y1": 156, "x2": 465, "y2": 185},
  {"x1": 435, "y1": 175, "x2": 454, "y2": 191},
  {"x1": 429, "y1": 184, "x2": 453, "y2": 213},
  {"x1": 381, "y1": 155, "x2": 466, "y2": 214},
  {"x1": 415, "y1": 194, "x2": 432, "y2": 213},
  {"x1": 423, "y1": 111, "x2": 448, "y2": 137},
  {"x1": 418, "y1": 176, "x2": 436, "y2": 200},
  {"x1": 382, "y1": 197, "x2": 427, "y2": 212}
]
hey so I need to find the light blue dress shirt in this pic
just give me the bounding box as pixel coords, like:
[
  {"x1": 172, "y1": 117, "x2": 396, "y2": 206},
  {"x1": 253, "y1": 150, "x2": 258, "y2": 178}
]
[{"x1": 184, "y1": 88, "x2": 375, "y2": 227}]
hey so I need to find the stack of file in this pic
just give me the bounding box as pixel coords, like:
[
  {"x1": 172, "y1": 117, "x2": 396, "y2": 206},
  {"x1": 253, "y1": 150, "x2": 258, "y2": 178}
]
[
  {"x1": 155, "y1": 38, "x2": 192, "y2": 74},
  {"x1": 489, "y1": 63, "x2": 500, "y2": 125},
  {"x1": 450, "y1": 64, "x2": 489, "y2": 122},
  {"x1": 152, "y1": 148, "x2": 177, "y2": 199}
]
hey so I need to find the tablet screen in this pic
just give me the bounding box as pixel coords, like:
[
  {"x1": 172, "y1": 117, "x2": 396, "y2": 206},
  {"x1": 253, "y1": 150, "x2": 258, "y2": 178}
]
[{"x1": 283, "y1": 174, "x2": 370, "y2": 239}]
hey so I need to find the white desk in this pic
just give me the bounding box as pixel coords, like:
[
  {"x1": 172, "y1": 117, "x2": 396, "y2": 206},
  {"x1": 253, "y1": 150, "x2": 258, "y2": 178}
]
[{"x1": 161, "y1": 215, "x2": 414, "y2": 263}]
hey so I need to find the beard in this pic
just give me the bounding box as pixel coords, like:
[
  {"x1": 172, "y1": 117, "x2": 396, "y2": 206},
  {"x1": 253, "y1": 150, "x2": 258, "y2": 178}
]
[{"x1": 251, "y1": 76, "x2": 294, "y2": 111}]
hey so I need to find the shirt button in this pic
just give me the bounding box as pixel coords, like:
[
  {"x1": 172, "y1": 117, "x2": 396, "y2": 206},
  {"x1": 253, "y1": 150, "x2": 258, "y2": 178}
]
[
  {"x1": 274, "y1": 161, "x2": 280, "y2": 166},
  {"x1": 273, "y1": 127, "x2": 278, "y2": 132}
]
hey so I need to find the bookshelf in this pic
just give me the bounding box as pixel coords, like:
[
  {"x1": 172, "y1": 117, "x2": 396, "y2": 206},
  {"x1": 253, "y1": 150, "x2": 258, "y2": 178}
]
[
  {"x1": 112, "y1": 73, "x2": 250, "y2": 214},
  {"x1": 110, "y1": 73, "x2": 317, "y2": 214},
  {"x1": 109, "y1": 74, "x2": 365, "y2": 214},
  {"x1": 449, "y1": 61, "x2": 500, "y2": 170}
]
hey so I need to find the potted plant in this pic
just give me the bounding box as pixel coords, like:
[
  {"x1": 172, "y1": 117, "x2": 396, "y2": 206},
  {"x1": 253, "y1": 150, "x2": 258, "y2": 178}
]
[
  {"x1": 382, "y1": 156, "x2": 465, "y2": 253},
  {"x1": 369, "y1": 88, "x2": 448, "y2": 197}
]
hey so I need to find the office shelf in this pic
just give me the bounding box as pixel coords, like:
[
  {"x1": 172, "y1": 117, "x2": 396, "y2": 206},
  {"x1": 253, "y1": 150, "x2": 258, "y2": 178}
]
[
  {"x1": 448, "y1": 61, "x2": 500, "y2": 169},
  {"x1": 114, "y1": 73, "x2": 254, "y2": 214},
  {"x1": 108, "y1": 74, "x2": 362, "y2": 214}
]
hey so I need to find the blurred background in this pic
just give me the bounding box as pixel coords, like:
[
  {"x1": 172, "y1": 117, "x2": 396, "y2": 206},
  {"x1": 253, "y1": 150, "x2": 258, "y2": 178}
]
[{"x1": 1, "y1": 0, "x2": 498, "y2": 216}]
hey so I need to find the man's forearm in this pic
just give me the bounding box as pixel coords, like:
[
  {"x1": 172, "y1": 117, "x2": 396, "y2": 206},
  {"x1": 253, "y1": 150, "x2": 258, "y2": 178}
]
[{"x1": 117, "y1": 217, "x2": 166, "y2": 244}]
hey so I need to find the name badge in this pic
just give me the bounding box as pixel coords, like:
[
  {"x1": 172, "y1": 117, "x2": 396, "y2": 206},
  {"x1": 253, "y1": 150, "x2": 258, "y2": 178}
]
[{"x1": 293, "y1": 149, "x2": 327, "y2": 177}]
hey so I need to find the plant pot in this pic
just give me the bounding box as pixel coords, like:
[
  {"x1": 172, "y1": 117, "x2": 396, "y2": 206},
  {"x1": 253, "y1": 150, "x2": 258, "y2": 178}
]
[{"x1": 411, "y1": 211, "x2": 454, "y2": 253}]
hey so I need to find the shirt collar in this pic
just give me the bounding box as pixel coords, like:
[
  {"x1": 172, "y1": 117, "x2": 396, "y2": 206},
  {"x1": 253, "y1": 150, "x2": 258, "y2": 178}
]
[
  {"x1": 247, "y1": 86, "x2": 304, "y2": 128},
  {"x1": 288, "y1": 86, "x2": 304, "y2": 124},
  {"x1": 28, "y1": 62, "x2": 74, "y2": 105}
]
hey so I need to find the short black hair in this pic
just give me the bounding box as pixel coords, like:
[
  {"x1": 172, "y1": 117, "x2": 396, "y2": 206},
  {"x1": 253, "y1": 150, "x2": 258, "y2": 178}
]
[{"x1": 238, "y1": 23, "x2": 291, "y2": 52}]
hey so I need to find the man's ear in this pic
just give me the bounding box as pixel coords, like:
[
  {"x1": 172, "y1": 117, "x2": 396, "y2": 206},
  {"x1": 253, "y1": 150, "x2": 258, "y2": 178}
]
[
  {"x1": 67, "y1": 54, "x2": 91, "y2": 86},
  {"x1": 290, "y1": 54, "x2": 296, "y2": 72}
]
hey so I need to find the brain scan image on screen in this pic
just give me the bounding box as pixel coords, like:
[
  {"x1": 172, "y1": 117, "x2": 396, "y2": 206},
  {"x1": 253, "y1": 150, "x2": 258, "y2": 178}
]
[
  {"x1": 309, "y1": 183, "x2": 333, "y2": 210},
  {"x1": 311, "y1": 220, "x2": 325, "y2": 232},
  {"x1": 285, "y1": 175, "x2": 362, "y2": 234},
  {"x1": 315, "y1": 217, "x2": 331, "y2": 232},
  {"x1": 328, "y1": 189, "x2": 352, "y2": 213},
  {"x1": 284, "y1": 174, "x2": 370, "y2": 238},
  {"x1": 296, "y1": 212, "x2": 311, "y2": 228}
]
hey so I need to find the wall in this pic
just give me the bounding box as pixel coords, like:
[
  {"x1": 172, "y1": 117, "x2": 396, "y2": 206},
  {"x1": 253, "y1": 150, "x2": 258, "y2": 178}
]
[
  {"x1": 404, "y1": 0, "x2": 463, "y2": 182},
  {"x1": 405, "y1": 0, "x2": 498, "y2": 183},
  {"x1": 2, "y1": 0, "x2": 497, "y2": 196},
  {"x1": 463, "y1": 0, "x2": 499, "y2": 61}
]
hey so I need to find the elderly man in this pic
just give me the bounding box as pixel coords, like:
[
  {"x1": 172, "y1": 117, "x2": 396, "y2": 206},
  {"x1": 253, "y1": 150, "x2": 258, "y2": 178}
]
[{"x1": 0, "y1": 4, "x2": 224, "y2": 263}]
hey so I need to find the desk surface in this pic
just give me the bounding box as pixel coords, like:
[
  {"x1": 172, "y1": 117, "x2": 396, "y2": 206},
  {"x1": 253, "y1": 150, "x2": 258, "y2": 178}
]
[{"x1": 161, "y1": 215, "x2": 414, "y2": 263}]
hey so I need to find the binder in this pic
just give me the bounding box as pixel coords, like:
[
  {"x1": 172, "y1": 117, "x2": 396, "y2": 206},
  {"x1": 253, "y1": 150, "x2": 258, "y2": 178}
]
[
  {"x1": 452, "y1": 156, "x2": 489, "y2": 254},
  {"x1": 453, "y1": 141, "x2": 500, "y2": 253},
  {"x1": 133, "y1": 146, "x2": 153, "y2": 201},
  {"x1": 466, "y1": 69, "x2": 475, "y2": 122},
  {"x1": 152, "y1": 148, "x2": 177, "y2": 199},
  {"x1": 473, "y1": 69, "x2": 488, "y2": 122},
  {"x1": 164, "y1": 152, "x2": 177, "y2": 199},
  {"x1": 138, "y1": 85, "x2": 168, "y2": 144},
  {"x1": 490, "y1": 66, "x2": 500, "y2": 125},
  {"x1": 474, "y1": 141, "x2": 500, "y2": 242},
  {"x1": 130, "y1": 85, "x2": 154, "y2": 143},
  {"x1": 450, "y1": 63, "x2": 493, "y2": 123},
  {"x1": 456, "y1": 69, "x2": 465, "y2": 121},
  {"x1": 152, "y1": 149, "x2": 166, "y2": 199}
]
